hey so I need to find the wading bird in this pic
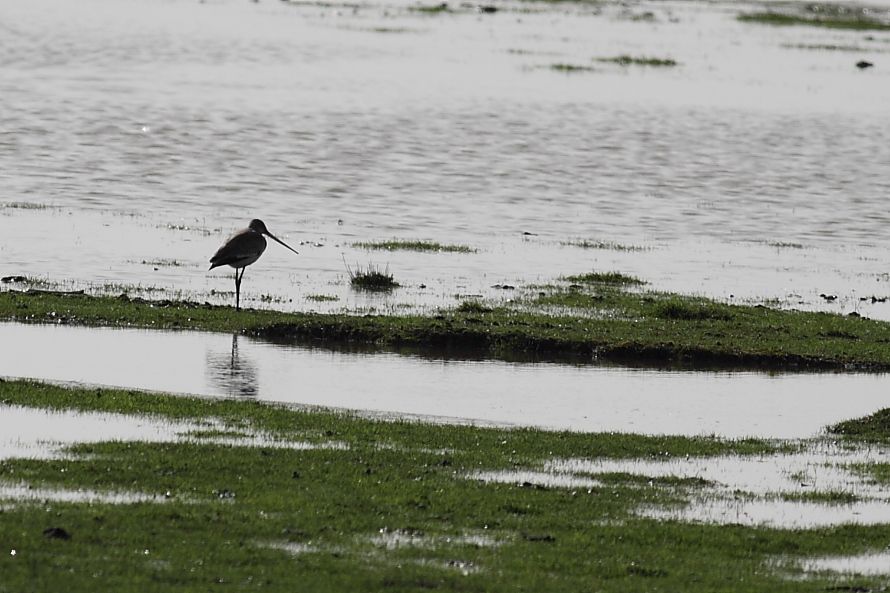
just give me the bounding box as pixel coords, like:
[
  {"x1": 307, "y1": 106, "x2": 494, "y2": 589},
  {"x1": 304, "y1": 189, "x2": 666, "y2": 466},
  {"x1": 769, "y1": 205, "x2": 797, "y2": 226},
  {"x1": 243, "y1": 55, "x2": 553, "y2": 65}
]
[{"x1": 209, "y1": 219, "x2": 299, "y2": 311}]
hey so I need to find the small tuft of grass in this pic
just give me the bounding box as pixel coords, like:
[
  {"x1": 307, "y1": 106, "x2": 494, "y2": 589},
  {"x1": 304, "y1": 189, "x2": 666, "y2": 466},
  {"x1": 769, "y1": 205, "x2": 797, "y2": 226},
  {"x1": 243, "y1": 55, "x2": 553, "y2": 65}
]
[
  {"x1": 549, "y1": 63, "x2": 596, "y2": 73},
  {"x1": 139, "y1": 259, "x2": 185, "y2": 267},
  {"x1": 305, "y1": 294, "x2": 340, "y2": 302},
  {"x1": 561, "y1": 239, "x2": 647, "y2": 252},
  {"x1": 782, "y1": 43, "x2": 876, "y2": 52},
  {"x1": 564, "y1": 272, "x2": 646, "y2": 286},
  {"x1": 596, "y1": 55, "x2": 678, "y2": 67},
  {"x1": 352, "y1": 240, "x2": 476, "y2": 254},
  {"x1": 455, "y1": 300, "x2": 494, "y2": 314},
  {"x1": 738, "y1": 10, "x2": 890, "y2": 31},
  {"x1": 767, "y1": 241, "x2": 805, "y2": 249},
  {"x1": 369, "y1": 26, "x2": 416, "y2": 33},
  {"x1": 411, "y1": 2, "x2": 450, "y2": 13},
  {"x1": 1, "y1": 201, "x2": 51, "y2": 210},
  {"x1": 346, "y1": 263, "x2": 400, "y2": 291}
]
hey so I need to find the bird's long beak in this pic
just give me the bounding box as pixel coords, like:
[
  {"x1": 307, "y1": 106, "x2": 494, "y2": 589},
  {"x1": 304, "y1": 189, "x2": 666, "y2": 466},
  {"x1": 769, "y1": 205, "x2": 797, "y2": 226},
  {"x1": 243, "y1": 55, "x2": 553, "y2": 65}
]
[{"x1": 266, "y1": 231, "x2": 300, "y2": 255}]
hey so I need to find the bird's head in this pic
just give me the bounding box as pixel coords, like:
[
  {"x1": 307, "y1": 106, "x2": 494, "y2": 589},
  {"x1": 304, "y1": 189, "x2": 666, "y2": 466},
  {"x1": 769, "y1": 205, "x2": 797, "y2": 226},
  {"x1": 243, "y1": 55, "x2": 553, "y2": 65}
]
[{"x1": 248, "y1": 219, "x2": 269, "y2": 234}]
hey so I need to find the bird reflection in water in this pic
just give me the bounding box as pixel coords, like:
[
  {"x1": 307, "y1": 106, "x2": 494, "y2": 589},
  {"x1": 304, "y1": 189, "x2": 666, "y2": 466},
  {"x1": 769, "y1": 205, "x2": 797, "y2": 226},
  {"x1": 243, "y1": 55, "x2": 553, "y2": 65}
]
[{"x1": 206, "y1": 334, "x2": 259, "y2": 398}]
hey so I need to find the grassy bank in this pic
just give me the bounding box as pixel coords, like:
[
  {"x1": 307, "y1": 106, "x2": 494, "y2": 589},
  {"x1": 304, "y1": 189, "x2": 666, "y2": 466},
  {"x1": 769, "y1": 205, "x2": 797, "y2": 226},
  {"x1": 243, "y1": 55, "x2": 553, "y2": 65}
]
[
  {"x1": 3, "y1": 379, "x2": 890, "y2": 591},
  {"x1": 3, "y1": 281, "x2": 890, "y2": 370}
]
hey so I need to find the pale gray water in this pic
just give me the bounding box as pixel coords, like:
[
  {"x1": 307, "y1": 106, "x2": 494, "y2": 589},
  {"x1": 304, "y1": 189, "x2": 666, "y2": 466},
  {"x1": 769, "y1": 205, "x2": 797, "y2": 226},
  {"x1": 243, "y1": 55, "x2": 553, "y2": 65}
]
[
  {"x1": 1, "y1": 322, "x2": 887, "y2": 438},
  {"x1": 2, "y1": 0, "x2": 890, "y2": 317}
]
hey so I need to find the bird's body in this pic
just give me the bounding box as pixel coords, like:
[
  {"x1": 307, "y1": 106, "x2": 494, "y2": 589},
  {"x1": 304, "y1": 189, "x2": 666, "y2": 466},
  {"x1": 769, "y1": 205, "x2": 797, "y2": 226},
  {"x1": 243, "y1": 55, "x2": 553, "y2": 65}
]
[
  {"x1": 209, "y1": 219, "x2": 298, "y2": 310},
  {"x1": 210, "y1": 227, "x2": 268, "y2": 271}
]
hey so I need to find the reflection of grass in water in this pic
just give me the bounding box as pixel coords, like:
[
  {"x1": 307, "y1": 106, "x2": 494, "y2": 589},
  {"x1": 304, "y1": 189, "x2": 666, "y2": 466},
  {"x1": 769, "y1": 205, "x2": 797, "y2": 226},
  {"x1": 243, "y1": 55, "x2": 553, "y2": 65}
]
[
  {"x1": 353, "y1": 240, "x2": 476, "y2": 254},
  {"x1": 596, "y1": 55, "x2": 678, "y2": 67},
  {"x1": 739, "y1": 11, "x2": 890, "y2": 31}
]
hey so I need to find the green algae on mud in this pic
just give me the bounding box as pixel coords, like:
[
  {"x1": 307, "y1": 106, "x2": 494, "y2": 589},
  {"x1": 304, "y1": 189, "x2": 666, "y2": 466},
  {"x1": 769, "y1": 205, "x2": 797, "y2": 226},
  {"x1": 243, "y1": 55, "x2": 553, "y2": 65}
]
[
  {"x1": 3, "y1": 283, "x2": 890, "y2": 370},
  {"x1": 1, "y1": 379, "x2": 889, "y2": 592}
]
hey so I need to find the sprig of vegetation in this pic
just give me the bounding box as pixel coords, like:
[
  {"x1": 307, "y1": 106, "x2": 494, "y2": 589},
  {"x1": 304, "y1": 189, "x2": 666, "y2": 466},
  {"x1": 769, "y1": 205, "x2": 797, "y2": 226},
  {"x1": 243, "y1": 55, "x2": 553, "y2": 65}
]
[
  {"x1": 353, "y1": 240, "x2": 476, "y2": 254},
  {"x1": 306, "y1": 294, "x2": 340, "y2": 302},
  {"x1": 596, "y1": 55, "x2": 678, "y2": 67},
  {"x1": 549, "y1": 63, "x2": 596, "y2": 73},
  {"x1": 411, "y1": 2, "x2": 451, "y2": 13}
]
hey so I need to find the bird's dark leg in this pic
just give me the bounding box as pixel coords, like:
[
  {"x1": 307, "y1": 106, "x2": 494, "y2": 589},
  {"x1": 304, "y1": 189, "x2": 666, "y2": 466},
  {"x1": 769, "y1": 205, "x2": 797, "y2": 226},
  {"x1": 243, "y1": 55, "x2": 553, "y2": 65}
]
[{"x1": 234, "y1": 268, "x2": 242, "y2": 311}]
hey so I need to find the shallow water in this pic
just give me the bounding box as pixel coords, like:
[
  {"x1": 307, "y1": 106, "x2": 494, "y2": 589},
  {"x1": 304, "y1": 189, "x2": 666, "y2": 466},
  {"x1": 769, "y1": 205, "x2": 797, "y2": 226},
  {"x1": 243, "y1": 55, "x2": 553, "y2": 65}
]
[
  {"x1": 798, "y1": 551, "x2": 890, "y2": 575},
  {"x1": 474, "y1": 442, "x2": 890, "y2": 528},
  {"x1": 2, "y1": 321, "x2": 888, "y2": 438},
  {"x1": 2, "y1": 0, "x2": 890, "y2": 317},
  {"x1": 0, "y1": 403, "x2": 196, "y2": 460}
]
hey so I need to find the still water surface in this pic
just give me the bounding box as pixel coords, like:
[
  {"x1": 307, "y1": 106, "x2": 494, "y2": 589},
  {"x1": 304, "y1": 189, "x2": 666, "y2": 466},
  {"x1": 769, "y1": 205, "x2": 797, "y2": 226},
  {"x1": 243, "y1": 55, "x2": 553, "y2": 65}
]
[{"x1": 1, "y1": 322, "x2": 886, "y2": 438}]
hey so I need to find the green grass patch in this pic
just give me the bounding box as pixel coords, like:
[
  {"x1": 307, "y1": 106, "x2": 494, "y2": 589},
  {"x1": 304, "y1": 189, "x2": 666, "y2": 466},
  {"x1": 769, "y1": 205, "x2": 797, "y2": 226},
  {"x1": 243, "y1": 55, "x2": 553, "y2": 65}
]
[
  {"x1": 776, "y1": 490, "x2": 862, "y2": 504},
  {"x1": 4, "y1": 280, "x2": 890, "y2": 370},
  {"x1": 563, "y1": 272, "x2": 646, "y2": 286},
  {"x1": 738, "y1": 10, "x2": 890, "y2": 31},
  {"x1": 651, "y1": 297, "x2": 734, "y2": 322},
  {"x1": 1, "y1": 379, "x2": 889, "y2": 591},
  {"x1": 455, "y1": 300, "x2": 494, "y2": 314},
  {"x1": 831, "y1": 408, "x2": 890, "y2": 441},
  {"x1": 353, "y1": 240, "x2": 476, "y2": 254},
  {"x1": 596, "y1": 55, "x2": 678, "y2": 67}
]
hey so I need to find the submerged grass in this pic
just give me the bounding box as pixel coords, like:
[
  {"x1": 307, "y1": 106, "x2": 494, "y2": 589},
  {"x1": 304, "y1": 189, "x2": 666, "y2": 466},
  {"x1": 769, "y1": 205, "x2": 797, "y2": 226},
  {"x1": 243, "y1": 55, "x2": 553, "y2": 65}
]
[
  {"x1": 1, "y1": 379, "x2": 890, "y2": 591},
  {"x1": 353, "y1": 240, "x2": 476, "y2": 254},
  {"x1": 739, "y1": 11, "x2": 890, "y2": 31},
  {"x1": 596, "y1": 55, "x2": 678, "y2": 67},
  {"x1": 561, "y1": 239, "x2": 648, "y2": 252},
  {"x1": 563, "y1": 271, "x2": 646, "y2": 286},
  {"x1": 549, "y1": 63, "x2": 596, "y2": 73},
  {"x1": 3, "y1": 278, "x2": 890, "y2": 370}
]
